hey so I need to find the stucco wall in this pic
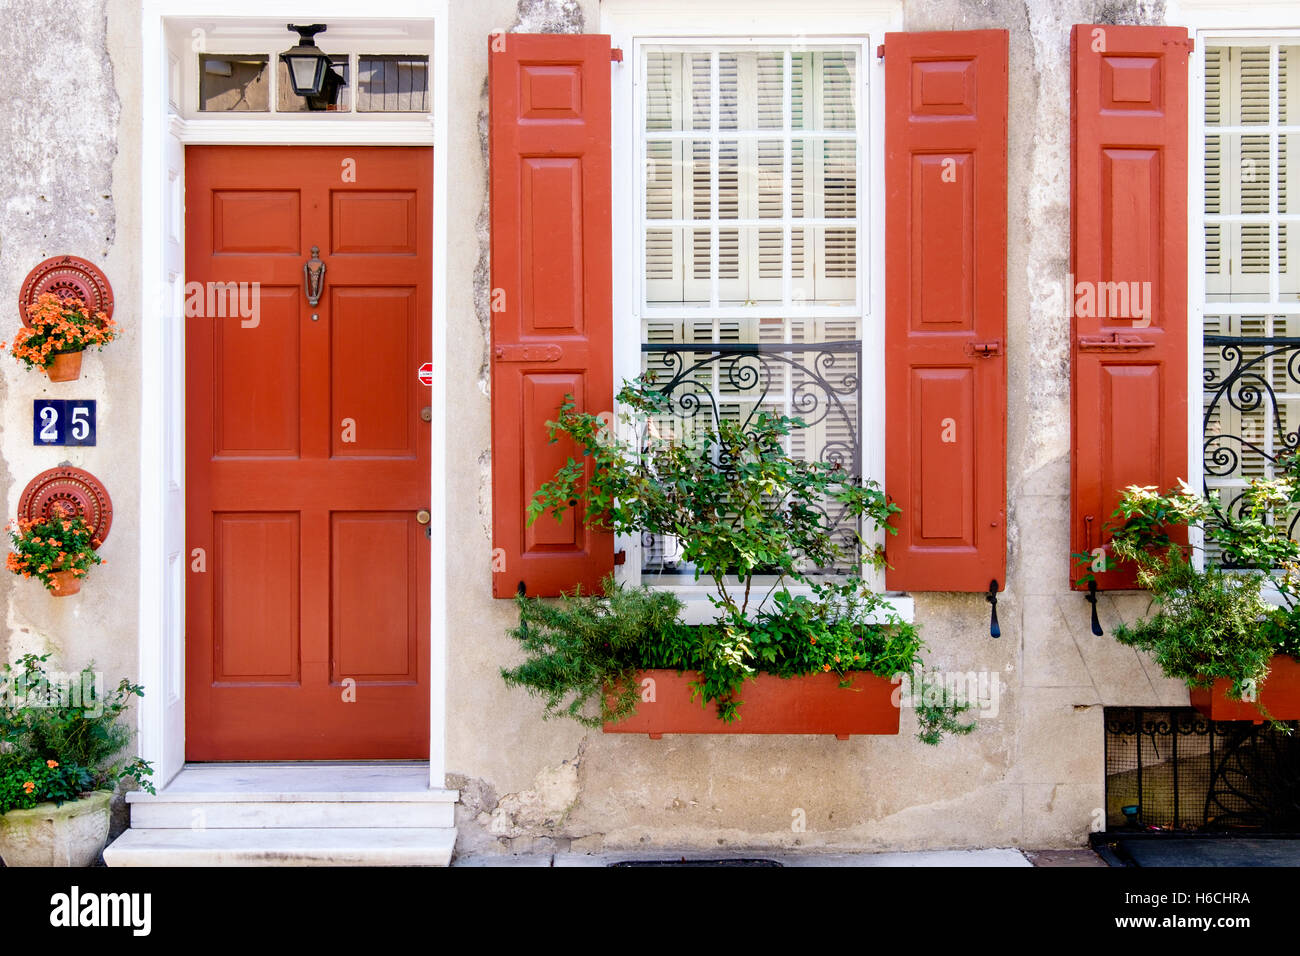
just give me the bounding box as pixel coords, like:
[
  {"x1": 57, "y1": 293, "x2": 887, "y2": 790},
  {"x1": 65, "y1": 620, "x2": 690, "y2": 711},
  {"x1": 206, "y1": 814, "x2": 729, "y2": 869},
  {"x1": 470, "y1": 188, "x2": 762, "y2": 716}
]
[
  {"x1": 0, "y1": 0, "x2": 142, "y2": 831},
  {"x1": 442, "y1": 0, "x2": 1190, "y2": 856},
  {"x1": 0, "y1": 0, "x2": 1197, "y2": 857}
]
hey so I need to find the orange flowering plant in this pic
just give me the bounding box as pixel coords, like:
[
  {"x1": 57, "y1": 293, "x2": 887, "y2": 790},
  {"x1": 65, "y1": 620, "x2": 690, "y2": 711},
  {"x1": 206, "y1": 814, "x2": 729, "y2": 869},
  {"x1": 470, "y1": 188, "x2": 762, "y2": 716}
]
[
  {"x1": 0, "y1": 654, "x2": 154, "y2": 815},
  {"x1": 6, "y1": 293, "x2": 118, "y2": 371},
  {"x1": 6, "y1": 515, "x2": 103, "y2": 593}
]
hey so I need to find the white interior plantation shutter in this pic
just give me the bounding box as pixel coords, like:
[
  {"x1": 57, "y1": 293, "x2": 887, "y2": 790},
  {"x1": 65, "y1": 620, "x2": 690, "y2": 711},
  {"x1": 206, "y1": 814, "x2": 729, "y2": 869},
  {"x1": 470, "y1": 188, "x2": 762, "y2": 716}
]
[
  {"x1": 1204, "y1": 47, "x2": 1295, "y2": 299},
  {"x1": 643, "y1": 49, "x2": 859, "y2": 308},
  {"x1": 1203, "y1": 46, "x2": 1300, "y2": 502}
]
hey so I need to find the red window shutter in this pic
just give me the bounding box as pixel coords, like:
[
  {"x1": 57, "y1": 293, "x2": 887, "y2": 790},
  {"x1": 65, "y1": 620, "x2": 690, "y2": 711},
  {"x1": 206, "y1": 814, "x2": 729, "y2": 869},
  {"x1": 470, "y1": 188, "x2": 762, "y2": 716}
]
[
  {"x1": 884, "y1": 30, "x2": 1009, "y2": 592},
  {"x1": 1070, "y1": 25, "x2": 1190, "y2": 590},
  {"x1": 489, "y1": 33, "x2": 614, "y2": 598}
]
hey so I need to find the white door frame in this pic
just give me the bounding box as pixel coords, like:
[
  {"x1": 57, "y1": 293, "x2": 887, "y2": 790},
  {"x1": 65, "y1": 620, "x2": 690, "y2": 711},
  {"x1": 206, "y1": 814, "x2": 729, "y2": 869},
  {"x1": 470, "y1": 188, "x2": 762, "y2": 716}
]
[{"x1": 138, "y1": 0, "x2": 450, "y2": 788}]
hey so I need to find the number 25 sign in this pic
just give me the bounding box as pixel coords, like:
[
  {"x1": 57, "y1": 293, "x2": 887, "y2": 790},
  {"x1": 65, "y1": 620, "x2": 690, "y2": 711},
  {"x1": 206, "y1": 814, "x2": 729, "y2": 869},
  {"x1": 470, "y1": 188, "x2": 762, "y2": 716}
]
[{"x1": 33, "y1": 400, "x2": 96, "y2": 447}]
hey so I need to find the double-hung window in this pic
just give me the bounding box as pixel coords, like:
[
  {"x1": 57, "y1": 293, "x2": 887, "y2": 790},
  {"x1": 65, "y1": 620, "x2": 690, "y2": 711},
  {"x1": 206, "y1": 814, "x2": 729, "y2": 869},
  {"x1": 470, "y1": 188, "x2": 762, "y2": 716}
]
[
  {"x1": 1201, "y1": 39, "x2": 1300, "y2": 561},
  {"x1": 620, "y1": 35, "x2": 875, "y2": 594}
]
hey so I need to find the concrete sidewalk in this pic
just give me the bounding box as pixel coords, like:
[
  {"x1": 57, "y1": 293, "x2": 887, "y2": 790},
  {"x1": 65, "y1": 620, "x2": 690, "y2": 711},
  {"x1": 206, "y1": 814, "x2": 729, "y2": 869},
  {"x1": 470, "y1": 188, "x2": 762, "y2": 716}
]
[{"x1": 454, "y1": 848, "x2": 1040, "y2": 867}]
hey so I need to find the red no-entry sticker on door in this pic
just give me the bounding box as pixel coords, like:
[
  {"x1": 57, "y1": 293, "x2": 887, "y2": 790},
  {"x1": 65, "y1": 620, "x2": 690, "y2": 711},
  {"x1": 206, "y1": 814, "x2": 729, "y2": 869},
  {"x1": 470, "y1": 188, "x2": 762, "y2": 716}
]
[{"x1": 418, "y1": 362, "x2": 434, "y2": 386}]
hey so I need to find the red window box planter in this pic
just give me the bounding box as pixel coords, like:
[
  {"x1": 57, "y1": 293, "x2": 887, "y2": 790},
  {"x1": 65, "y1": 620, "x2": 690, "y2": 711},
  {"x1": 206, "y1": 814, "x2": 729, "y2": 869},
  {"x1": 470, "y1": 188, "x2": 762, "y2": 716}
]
[
  {"x1": 603, "y1": 669, "x2": 901, "y2": 739},
  {"x1": 1189, "y1": 655, "x2": 1300, "y2": 722}
]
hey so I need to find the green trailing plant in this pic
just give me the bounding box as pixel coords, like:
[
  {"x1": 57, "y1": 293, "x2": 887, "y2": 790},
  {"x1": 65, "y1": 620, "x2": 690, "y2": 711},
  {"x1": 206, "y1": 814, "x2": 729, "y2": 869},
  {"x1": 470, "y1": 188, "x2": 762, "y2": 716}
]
[
  {"x1": 914, "y1": 680, "x2": 978, "y2": 747},
  {"x1": 530, "y1": 379, "x2": 898, "y2": 620},
  {"x1": 0, "y1": 654, "x2": 154, "y2": 815},
  {"x1": 501, "y1": 577, "x2": 683, "y2": 728},
  {"x1": 503, "y1": 377, "x2": 973, "y2": 743},
  {"x1": 1076, "y1": 470, "x2": 1300, "y2": 720}
]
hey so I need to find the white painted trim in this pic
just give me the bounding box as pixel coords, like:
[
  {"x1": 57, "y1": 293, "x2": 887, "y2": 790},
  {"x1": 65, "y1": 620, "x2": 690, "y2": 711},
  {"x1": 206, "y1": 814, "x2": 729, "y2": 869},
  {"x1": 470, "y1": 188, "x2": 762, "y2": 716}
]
[
  {"x1": 1188, "y1": 25, "x2": 1300, "y2": 571},
  {"x1": 427, "y1": 0, "x2": 450, "y2": 793},
  {"x1": 139, "y1": 8, "x2": 172, "y2": 786},
  {"x1": 1170, "y1": 1, "x2": 1300, "y2": 31},
  {"x1": 1188, "y1": 31, "x2": 1207, "y2": 569},
  {"x1": 138, "y1": 1, "x2": 450, "y2": 790},
  {"x1": 602, "y1": 0, "x2": 905, "y2": 614},
  {"x1": 173, "y1": 118, "x2": 435, "y2": 146},
  {"x1": 601, "y1": 0, "x2": 902, "y2": 32},
  {"x1": 660, "y1": 585, "x2": 915, "y2": 625}
]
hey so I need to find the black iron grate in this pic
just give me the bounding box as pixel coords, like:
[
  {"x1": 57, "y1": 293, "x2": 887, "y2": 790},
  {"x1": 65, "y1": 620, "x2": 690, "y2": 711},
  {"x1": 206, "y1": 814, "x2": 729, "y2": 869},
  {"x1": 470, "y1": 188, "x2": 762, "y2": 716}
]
[{"x1": 1105, "y1": 707, "x2": 1300, "y2": 832}]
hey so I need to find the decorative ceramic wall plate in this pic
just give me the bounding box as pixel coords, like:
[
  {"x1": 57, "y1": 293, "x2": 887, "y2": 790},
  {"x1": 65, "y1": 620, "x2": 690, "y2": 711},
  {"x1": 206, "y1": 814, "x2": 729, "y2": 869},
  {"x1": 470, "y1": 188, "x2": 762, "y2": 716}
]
[
  {"x1": 18, "y1": 256, "x2": 115, "y2": 327},
  {"x1": 18, "y1": 466, "x2": 113, "y2": 547}
]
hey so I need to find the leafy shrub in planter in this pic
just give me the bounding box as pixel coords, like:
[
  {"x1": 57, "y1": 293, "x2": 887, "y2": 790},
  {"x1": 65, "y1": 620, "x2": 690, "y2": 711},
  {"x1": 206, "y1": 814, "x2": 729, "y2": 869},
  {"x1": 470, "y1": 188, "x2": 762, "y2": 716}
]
[
  {"x1": 1082, "y1": 468, "x2": 1300, "y2": 718},
  {"x1": 0, "y1": 654, "x2": 154, "y2": 814},
  {"x1": 503, "y1": 378, "x2": 974, "y2": 743},
  {"x1": 502, "y1": 578, "x2": 683, "y2": 728}
]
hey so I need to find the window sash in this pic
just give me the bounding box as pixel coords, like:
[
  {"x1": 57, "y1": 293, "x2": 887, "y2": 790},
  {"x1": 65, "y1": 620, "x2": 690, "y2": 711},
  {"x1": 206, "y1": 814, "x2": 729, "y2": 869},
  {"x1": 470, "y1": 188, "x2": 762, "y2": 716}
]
[
  {"x1": 638, "y1": 41, "x2": 866, "y2": 313},
  {"x1": 635, "y1": 38, "x2": 867, "y2": 580},
  {"x1": 1200, "y1": 38, "x2": 1300, "y2": 564}
]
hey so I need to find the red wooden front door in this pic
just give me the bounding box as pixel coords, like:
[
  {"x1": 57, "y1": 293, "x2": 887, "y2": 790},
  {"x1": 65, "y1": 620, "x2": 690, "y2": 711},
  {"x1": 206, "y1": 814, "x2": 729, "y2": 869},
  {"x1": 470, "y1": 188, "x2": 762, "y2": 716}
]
[{"x1": 185, "y1": 146, "x2": 432, "y2": 760}]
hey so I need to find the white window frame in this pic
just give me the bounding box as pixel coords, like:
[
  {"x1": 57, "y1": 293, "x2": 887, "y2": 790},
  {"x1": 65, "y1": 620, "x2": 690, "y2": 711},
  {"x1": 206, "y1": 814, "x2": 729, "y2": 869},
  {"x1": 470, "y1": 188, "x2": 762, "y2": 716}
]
[
  {"x1": 139, "y1": 0, "x2": 449, "y2": 789},
  {"x1": 603, "y1": 0, "x2": 910, "y2": 624},
  {"x1": 1182, "y1": 7, "x2": 1300, "y2": 575}
]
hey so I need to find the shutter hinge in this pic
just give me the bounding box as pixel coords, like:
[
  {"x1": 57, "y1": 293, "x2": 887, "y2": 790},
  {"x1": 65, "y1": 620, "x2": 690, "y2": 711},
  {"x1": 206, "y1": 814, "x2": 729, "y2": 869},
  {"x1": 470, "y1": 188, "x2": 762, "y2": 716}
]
[
  {"x1": 613, "y1": 549, "x2": 627, "y2": 565},
  {"x1": 876, "y1": 44, "x2": 885, "y2": 60},
  {"x1": 1077, "y1": 333, "x2": 1155, "y2": 353},
  {"x1": 611, "y1": 47, "x2": 624, "y2": 62},
  {"x1": 494, "y1": 344, "x2": 563, "y2": 363},
  {"x1": 966, "y1": 340, "x2": 1002, "y2": 357},
  {"x1": 1164, "y1": 37, "x2": 1194, "y2": 52}
]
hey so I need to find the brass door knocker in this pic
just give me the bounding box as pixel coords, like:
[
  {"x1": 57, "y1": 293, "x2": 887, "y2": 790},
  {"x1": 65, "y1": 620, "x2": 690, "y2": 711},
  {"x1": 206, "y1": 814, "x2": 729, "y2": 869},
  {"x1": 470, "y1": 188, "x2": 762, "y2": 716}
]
[{"x1": 303, "y1": 246, "x2": 326, "y2": 306}]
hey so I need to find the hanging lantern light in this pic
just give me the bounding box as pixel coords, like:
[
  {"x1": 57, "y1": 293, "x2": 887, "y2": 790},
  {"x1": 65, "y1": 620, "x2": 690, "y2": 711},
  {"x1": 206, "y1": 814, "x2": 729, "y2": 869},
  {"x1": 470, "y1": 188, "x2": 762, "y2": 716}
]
[{"x1": 280, "y1": 24, "x2": 333, "y2": 100}]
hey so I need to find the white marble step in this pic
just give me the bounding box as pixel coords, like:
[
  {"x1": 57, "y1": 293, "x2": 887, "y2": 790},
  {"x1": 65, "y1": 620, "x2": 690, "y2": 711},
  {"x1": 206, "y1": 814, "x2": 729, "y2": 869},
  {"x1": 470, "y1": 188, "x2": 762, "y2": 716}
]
[
  {"x1": 128, "y1": 799, "x2": 454, "y2": 828},
  {"x1": 103, "y1": 827, "x2": 456, "y2": 867},
  {"x1": 124, "y1": 763, "x2": 459, "y2": 829}
]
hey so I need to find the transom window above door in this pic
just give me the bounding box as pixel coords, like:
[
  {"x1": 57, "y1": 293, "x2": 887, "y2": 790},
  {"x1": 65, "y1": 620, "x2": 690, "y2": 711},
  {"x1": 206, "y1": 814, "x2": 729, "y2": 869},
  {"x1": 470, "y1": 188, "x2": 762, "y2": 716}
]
[
  {"x1": 165, "y1": 18, "x2": 435, "y2": 122},
  {"x1": 198, "y1": 53, "x2": 429, "y2": 113}
]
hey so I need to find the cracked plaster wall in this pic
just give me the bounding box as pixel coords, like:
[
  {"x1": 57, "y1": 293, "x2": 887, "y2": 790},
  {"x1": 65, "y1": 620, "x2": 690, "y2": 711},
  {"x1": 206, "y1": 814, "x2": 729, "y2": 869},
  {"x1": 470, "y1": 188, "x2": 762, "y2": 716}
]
[
  {"x1": 447, "y1": 0, "x2": 1190, "y2": 858},
  {"x1": 0, "y1": 0, "x2": 1199, "y2": 858},
  {"x1": 0, "y1": 0, "x2": 142, "y2": 835}
]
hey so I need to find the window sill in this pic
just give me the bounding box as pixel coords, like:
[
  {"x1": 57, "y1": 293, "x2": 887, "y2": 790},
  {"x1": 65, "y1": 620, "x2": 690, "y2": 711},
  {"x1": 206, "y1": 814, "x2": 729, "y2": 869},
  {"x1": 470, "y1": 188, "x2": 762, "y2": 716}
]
[{"x1": 641, "y1": 582, "x2": 914, "y2": 626}]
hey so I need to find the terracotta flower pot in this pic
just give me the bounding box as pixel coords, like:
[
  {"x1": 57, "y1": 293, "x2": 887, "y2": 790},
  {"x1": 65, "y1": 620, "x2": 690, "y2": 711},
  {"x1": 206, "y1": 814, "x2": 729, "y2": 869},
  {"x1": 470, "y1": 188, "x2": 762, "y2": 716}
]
[
  {"x1": 603, "y1": 669, "x2": 902, "y2": 739},
  {"x1": 45, "y1": 350, "x2": 84, "y2": 383},
  {"x1": 1190, "y1": 654, "x2": 1300, "y2": 721},
  {"x1": 48, "y1": 569, "x2": 81, "y2": 596},
  {"x1": 0, "y1": 791, "x2": 112, "y2": 867}
]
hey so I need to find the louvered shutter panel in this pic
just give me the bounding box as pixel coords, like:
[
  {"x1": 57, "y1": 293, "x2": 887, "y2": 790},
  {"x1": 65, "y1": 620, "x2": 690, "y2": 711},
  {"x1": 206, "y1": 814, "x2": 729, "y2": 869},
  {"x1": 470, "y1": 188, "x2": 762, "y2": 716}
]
[
  {"x1": 489, "y1": 33, "x2": 614, "y2": 598},
  {"x1": 1202, "y1": 47, "x2": 1300, "y2": 531},
  {"x1": 884, "y1": 30, "x2": 1009, "y2": 592},
  {"x1": 1070, "y1": 24, "x2": 1191, "y2": 589}
]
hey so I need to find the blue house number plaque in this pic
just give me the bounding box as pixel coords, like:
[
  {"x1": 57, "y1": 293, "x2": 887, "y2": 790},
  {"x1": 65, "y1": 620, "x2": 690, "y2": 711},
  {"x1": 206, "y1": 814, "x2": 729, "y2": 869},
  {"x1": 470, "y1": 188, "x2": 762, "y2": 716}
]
[{"x1": 33, "y1": 400, "x2": 96, "y2": 447}]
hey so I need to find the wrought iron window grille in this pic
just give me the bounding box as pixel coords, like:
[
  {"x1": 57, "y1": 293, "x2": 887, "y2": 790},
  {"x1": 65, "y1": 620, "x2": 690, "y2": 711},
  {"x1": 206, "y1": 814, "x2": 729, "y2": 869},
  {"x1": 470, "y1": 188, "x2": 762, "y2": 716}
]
[{"x1": 639, "y1": 339, "x2": 863, "y2": 577}]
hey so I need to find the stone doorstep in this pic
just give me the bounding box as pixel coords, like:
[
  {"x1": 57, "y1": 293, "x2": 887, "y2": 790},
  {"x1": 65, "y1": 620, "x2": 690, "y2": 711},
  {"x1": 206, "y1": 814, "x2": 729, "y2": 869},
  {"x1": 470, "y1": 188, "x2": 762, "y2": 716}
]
[
  {"x1": 106, "y1": 763, "x2": 458, "y2": 865},
  {"x1": 102, "y1": 827, "x2": 456, "y2": 867},
  {"x1": 126, "y1": 762, "x2": 459, "y2": 804}
]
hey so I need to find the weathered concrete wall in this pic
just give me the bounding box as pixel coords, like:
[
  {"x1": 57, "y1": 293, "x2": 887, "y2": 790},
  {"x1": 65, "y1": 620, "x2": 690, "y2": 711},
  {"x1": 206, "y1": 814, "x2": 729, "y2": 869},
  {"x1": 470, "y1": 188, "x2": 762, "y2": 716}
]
[
  {"x1": 0, "y1": 0, "x2": 142, "y2": 834},
  {"x1": 444, "y1": 0, "x2": 1190, "y2": 857},
  {"x1": 0, "y1": 0, "x2": 1198, "y2": 858}
]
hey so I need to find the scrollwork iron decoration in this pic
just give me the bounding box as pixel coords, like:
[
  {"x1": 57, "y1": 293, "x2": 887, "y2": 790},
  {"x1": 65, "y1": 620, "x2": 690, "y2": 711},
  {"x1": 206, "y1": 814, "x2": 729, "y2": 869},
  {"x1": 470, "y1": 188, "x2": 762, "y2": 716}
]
[
  {"x1": 639, "y1": 340, "x2": 862, "y2": 575},
  {"x1": 1203, "y1": 335, "x2": 1300, "y2": 555}
]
